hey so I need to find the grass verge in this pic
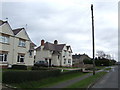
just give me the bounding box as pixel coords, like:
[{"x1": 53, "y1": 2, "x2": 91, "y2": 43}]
[
  {"x1": 10, "y1": 72, "x2": 88, "y2": 88},
  {"x1": 66, "y1": 71, "x2": 107, "y2": 88}
]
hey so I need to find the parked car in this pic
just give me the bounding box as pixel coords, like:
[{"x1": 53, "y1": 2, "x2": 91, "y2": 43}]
[{"x1": 34, "y1": 61, "x2": 48, "y2": 67}]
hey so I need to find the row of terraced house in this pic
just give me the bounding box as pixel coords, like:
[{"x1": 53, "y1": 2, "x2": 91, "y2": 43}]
[{"x1": 0, "y1": 20, "x2": 73, "y2": 67}]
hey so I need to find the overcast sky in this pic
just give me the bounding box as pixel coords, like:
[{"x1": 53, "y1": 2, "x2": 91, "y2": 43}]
[{"x1": 1, "y1": 0, "x2": 118, "y2": 61}]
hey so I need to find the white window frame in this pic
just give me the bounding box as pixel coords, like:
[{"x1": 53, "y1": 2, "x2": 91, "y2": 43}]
[
  {"x1": 64, "y1": 59, "x2": 66, "y2": 64},
  {"x1": 17, "y1": 54, "x2": 25, "y2": 63},
  {"x1": 19, "y1": 39, "x2": 26, "y2": 47},
  {"x1": 68, "y1": 59, "x2": 71, "y2": 63},
  {"x1": 0, "y1": 35, "x2": 9, "y2": 44},
  {"x1": 0, "y1": 53, "x2": 7, "y2": 62}
]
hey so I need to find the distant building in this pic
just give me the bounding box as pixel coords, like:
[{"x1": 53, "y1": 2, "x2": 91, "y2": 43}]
[
  {"x1": 0, "y1": 20, "x2": 36, "y2": 67},
  {"x1": 72, "y1": 53, "x2": 91, "y2": 67},
  {"x1": 35, "y1": 40, "x2": 72, "y2": 66}
]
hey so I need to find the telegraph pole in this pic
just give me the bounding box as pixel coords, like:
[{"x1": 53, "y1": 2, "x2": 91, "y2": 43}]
[{"x1": 91, "y1": 4, "x2": 96, "y2": 75}]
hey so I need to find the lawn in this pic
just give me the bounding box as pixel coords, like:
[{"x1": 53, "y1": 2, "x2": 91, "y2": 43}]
[
  {"x1": 66, "y1": 71, "x2": 107, "y2": 88},
  {"x1": 104, "y1": 67, "x2": 111, "y2": 70},
  {"x1": 10, "y1": 72, "x2": 88, "y2": 88}
]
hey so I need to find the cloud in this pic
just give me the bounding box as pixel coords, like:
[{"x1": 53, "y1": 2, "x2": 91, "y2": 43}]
[{"x1": 1, "y1": 0, "x2": 118, "y2": 60}]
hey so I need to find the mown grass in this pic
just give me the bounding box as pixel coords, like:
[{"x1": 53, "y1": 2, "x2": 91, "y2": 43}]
[
  {"x1": 10, "y1": 72, "x2": 88, "y2": 88},
  {"x1": 66, "y1": 71, "x2": 107, "y2": 88},
  {"x1": 104, "y1": 68, "x2": 111, "y2": 70}
]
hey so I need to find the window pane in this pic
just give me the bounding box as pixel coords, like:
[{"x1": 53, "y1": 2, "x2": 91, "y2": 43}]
[
  {"x1": 0, "y1": 54, "x2": 3, "y2": 61},
  {"x1": 0, "y1": 36, "x2": 2, "y2": 42},
  {"x1": 20, "y1": 57, "x2": 24, "y2": 62},
  {"x1": 17, "y1": 55, "x2": 20, "y2": 62},
  {"x1": 4, "y1": 54, "x2": 7, "y2": 61}
]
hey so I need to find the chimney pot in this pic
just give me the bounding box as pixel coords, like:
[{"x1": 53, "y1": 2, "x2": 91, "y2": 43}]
[
  {"x1": 54, "y1": 40, "x2": 58, "y2": 44},
  {"x1": 41, "y1": 39, "x2": 44, "y2": 46}
]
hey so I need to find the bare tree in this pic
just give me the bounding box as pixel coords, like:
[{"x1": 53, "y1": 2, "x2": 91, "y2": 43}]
[{"x1": 96, "y1": 51, "x2": 106, "y2": 58}]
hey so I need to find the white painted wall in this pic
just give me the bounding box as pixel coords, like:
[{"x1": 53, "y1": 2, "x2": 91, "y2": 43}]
[{"x1": 0, "y1": 23, "x2": 35, "y2": 66}]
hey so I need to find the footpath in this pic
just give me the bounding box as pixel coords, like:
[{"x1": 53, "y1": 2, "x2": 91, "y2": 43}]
[{"x1": 48, "y1": 70, "x2": 104, "y2": 88}]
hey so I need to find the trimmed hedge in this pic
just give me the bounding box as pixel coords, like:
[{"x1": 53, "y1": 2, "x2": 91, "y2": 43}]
[
  {"x1": 2, "y1": 70, "x2": 61, "y2": 84},
  {"x1": 31, "y1": 66, "x2": 49, "y2": 70},
  {"x1": 61, "y1": 69, "x2": 82, "y2": 75},
  {"x1": 11, "y1": 65, "x2": 27, "y2": 70}
]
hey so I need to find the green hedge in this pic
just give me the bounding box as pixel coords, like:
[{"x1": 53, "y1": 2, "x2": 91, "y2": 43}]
[
  {"x1": 11, "y1": 65, "x2": 27, "y2": 70},
  {"x1": 61, "y1": 69, "x2": 82, "y2": 75},
  {"x1": 2, "y1": 70, "x2": 61, "y2": 84},
  {"x1": 31, "y1": 66, "x2": 50, "y2": 70}
]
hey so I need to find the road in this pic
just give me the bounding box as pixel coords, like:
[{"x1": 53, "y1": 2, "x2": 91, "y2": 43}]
[{"x1": 92, "y1": 65, "x2": 119, "y2": 88}]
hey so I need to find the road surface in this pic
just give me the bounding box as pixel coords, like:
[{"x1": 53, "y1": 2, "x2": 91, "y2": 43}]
[{"x1": 92, "y1": 66, "x2": 119, "y2": 88}]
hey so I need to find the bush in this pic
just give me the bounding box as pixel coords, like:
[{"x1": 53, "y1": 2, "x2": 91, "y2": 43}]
[
  {"x1": 61, "y1": 69, "x2": 82, "y2": 75},
  {"x1": 31, "y1": 66, "x2": 49, "y2": 70},
  {"x1": 2, "y1": 70, "x2": 61, "y2": 84},
  {"x1": 11, "y1": 65, "x2": 27, "y2": 70}
]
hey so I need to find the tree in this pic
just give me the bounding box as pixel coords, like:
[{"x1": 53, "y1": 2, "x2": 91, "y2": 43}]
[{"x1": 96, "y1": 51, "x2": 106, "y2": 58}]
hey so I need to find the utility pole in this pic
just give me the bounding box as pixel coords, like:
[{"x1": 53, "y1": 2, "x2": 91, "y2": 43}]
[{"x1": 91, "y1": 4, "x2": 95, "y2": 75}]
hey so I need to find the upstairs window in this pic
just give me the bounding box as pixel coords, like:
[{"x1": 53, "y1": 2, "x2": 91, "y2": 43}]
[
  {"x1": 0, "y1": 35, "x2": 9, "y2": 44},
  {"x1": 64, "y1": 50, "x2": 67, "y2": 56},
  {"x1": 19, "y1": 39, "x2": 26, "y2": 47}
]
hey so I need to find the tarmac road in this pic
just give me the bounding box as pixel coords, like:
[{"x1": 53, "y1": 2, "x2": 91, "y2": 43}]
[{"x1": 92, "y1": 65, "x2": 119, "y2": 89}]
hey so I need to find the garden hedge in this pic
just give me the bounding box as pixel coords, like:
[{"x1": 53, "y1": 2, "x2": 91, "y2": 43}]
[{"x1": 2, "y1": 69, "x2": 61, "y2": 84}]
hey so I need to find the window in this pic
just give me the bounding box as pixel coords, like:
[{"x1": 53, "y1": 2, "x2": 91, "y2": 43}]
[
  {"x1": 0, "y1": 35, "x2": 9, "y2": 44},
  {"x1": 0, "y1": 53, "x2": 7, "y2": 62},
  {"x1": 68, "y1": 59, "x2": 71, "y2": 63},
  {"x1": 29, "y1": 50, "x2": 32, "y2": 57},
  {"x1": 64, "y1": 50, "x2": 66, "y2": 56},
  {"x1": 69, "y1": 52, "x2": 71, "y2": 56},
  {"x1": 19, "y1": 39, "x2": 26, "y2": 47},
  {"x1": 17, "y1": 54, "x2": 25, "y2": 63},
  {"x1": 58, "y1": 55, "x2": 59, "y2": 59},
  {"x1": 64, "y1": 59, "x2": 66, "y2": 64}
]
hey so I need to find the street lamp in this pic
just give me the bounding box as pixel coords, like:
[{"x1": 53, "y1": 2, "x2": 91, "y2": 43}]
[{"x1": 91, "y1": 4, "x2": 96, "y2": 75}]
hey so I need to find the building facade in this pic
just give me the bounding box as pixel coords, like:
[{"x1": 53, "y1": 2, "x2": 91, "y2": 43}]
[
  {"x1": 35, "y1": 40, "x2": 72, "y2": 67},
  {"x1": 72, "y1": 53, "x2": 91, "y2": 67},
  {"x1": 0, "y1": 20, "x2": 36, "y2": 66}
]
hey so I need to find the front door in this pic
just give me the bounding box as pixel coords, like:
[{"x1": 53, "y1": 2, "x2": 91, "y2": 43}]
[{"x1": 49, "y1": 59, "x2": 51, "y2": 67}]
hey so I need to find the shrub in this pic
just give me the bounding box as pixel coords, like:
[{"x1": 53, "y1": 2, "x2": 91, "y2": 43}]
[
  {"x1": 2, "y1": 69, "x2": 61, "y2": 84},
  {"x1": 31, "y1": 66, "x2": 49, "y2": 70},
  {"x1": 11, "y1": 65, "x2": 27, "y2": 70},
  {"x1": 61, "y1": 69, "x2": 82, "y2": 75}
]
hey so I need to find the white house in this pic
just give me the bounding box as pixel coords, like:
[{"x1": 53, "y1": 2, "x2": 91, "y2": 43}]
[
  {"x1": 0, "y1": 20, "x2": 36, "y2": 67},
  {"x1": 35, "y1": 40, "x2": 72, "y2": 67}
]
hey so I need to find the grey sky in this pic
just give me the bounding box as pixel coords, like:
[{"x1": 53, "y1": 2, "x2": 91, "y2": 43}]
[{"x1": 1, "y1": 0, "x2": 118, "y2": 60}]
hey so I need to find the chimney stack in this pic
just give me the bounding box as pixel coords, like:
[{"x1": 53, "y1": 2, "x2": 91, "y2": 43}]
[
  {"x1": 54, "y1": 40, "x2": 58, "y2": 44},
  {"x1": 41, "y1": 39, "x2": 44, "y2": 46}
]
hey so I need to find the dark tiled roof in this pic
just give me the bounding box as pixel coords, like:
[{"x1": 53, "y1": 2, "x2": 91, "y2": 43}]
[
  {"x1": 12, "y1": 28, "x2": 24, "y2": 35},
  {"x1": 72, "y1": 54, "x2": 81, "y2": 59},
  {"x1": 44, "y1": 42, "x2": 65, "y2": 51},
  {"x1": 0, "y1": 20, "x2": 7, "y2": 26},
  {"x1": 36, "y1": 42, "x2": 65, "y2": 51},
  {"x1": 72, "y1": 54, "x2": 91, "y2": 59}
]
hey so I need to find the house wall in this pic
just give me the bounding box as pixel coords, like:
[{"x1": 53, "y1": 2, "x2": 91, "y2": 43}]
[
  {"x1": 35, "y1": 46, "x2": 52, "y2": 62},
  {"x1": 52, "y1": 54, "x2": 59, "y2": 66},
  {"x1": 0, "y1": 23, "x2": 35, "y2": 66},
  {"x1": 13, "y1": 30, "x2": 34, "y2": 66},
  {"x1": 0, "y1": 23, "x2": 14, "y2": 65}
]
